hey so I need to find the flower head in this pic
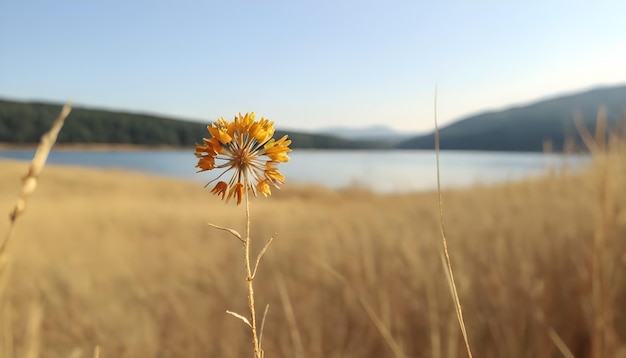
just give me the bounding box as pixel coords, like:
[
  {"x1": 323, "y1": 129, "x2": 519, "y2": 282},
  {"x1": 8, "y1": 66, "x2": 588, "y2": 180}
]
[{"x1": 195, "y1": 112, "x2": 291, "y2": 204}]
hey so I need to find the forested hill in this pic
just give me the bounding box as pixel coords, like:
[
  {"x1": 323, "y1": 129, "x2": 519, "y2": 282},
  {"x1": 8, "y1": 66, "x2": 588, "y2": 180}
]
[
  {"x1": 4, "y1": 85, "x2": 626, "y2": 152},
  {"x1": 0, "y1": 99, "x2": 389, "y2": 149},
  {"x1": 398, "y1": 85, "x2": 626, "y2": 151}
]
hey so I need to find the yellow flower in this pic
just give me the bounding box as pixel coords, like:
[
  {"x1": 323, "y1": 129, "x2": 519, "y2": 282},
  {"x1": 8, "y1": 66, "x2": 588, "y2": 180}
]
[{"x1": 195, "y1": 112, "x2": 291, "y2": 205}]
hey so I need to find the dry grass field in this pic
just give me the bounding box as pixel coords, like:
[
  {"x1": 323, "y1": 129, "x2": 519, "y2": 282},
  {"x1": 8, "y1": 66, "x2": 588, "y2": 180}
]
[{"x1": 0, "y1": 146, "x2": 625, "y2": 357}]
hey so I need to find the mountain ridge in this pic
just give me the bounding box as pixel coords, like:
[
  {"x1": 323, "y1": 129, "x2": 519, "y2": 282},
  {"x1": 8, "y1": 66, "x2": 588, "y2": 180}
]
[
  {"x1": 398, "y1": 84, "x2": 626, "y2": 151},
  {"x1": 2, "y1": 83, "x2": 625, "y2": 151}
]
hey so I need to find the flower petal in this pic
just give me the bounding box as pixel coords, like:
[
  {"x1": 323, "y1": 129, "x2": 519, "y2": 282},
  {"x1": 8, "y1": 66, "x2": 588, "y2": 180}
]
[
  {"x1": 257, "y1": 180, "x2": 272, "y2": 197},
  {"x1": 209, "y1": 119, "x2": 234, "y2": 144},
  {"x1": 211, "y1": 181, "x2": 228, "y2": 200},
  {"x1": 226, "y1": 182, "x2": 245, "y2": 205}
]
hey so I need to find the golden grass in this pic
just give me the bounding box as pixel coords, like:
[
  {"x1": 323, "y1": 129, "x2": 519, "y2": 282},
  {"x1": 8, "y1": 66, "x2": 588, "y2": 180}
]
[{"x1": 0, "y1": 148, "x2": 624, "y2": 357}]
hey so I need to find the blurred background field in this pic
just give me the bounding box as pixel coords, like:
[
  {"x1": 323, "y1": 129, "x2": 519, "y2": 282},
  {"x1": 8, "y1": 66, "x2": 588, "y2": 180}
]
[{"x1": 0, "y1": 145, "x2": 624, "y2": 357}]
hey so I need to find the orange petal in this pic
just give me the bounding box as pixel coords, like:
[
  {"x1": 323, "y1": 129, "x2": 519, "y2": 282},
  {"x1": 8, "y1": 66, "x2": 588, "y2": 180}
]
[
  {"x1": 257, "y1": 180, "x2": 272, "y2": 197},
  {"x1": 265, "y1": 167, "x2": 285, "y2": 185},
  {"x1": 226, "y1": 183, "x2": 245, "y2": 205},
  {"x1": 196, "y1": 156, "x2": 216, "y2": 171},
  {"x1": 209, "y1": 120, "x2": 234, "y2": 144},
  {"x1": 211, "y1": 181, "x2": 228, "y2": 200}
]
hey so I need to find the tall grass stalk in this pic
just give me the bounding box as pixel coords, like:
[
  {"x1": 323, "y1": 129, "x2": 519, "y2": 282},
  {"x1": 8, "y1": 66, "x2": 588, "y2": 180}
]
[
  {"x1": 318, "y1": 261, "x2": 405, "y2": 358},
  {"x1": 0, "y1": 102, "x2": 72, "y2": 259},
  {"x1": 275, "y1": 272, "x2": 305, "y2": 358},
  {"x1": 0, "y1": 102, "x2": 71, "y2": 358},
  {"x1": 0, "y1": 101, "x2": 72, "y2": 288},
  {"x1": 433, "y1": 88, "x2": 473, "y2": 358},
  {"x1": 23, "y1": 301, "x2": 43, "y2": 358},
  {"x1": 574, "y1": 107, "x2": 619, "y2": 358}
]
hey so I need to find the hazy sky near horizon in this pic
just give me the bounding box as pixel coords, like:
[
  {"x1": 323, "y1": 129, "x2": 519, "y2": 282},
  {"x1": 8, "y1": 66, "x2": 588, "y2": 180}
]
[{"x1": 1, "y1": 1, "x2": 625, "y2": 132}]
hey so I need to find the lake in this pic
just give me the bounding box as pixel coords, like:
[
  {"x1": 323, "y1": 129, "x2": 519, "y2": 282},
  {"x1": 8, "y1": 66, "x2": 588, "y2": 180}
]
[{"x1": 0, "y1": 149, "x2": 590, "y2": 193}]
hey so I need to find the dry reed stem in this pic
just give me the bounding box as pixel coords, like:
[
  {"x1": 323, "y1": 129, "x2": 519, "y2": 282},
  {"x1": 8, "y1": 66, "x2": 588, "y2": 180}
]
[
  {"x1": 3, "y1": 304, "x2": 13, "y2": 358},
  {"x1": 574, "y1": 107, "x2": 626, "y2": 358},
  {"x1": 531, "y1": 297, "x2": 575, "y2": 357},
  {"x1": 0, "y1": 102, "x2": 72, "y2": 256},
  {"x1": 317, "y1": 261, "x2": 405, "y2": 358},
  {"x1": 0, "y1": 254, "x2": 12, "y2": 299},
  {"x1": 573, "y1": 107, "x2": 606, "y2": 155},
  {"x1": 276, "y1": 273, "x2": 305, "y2": 358},
  {"x1": 548, "y1": 329, "x2": 576, "y2": 358},
  {"x1": 592, "y1": 111, "x2": 612, "y2": 358},
  {"x1": 426, "y1": 282, "x2": 442, "y2": 358},
  {"x1": 23, "y1": 301, "x2": 43, "y2": 358},
  {"x1": 259, "y1": 304, "x2": 270, "y2": 349},
  {"x1": 433, "y1": 88, "x2": 473, "y2": 358},
  {"x1": 574, "y1": 108, "x2": 617, "y2": 358},
  {"x1": 0, "y1": 102, "x2": 71, "y2": 358},
  {"x1": 445, "y1": 311, "x2": 460, "y2": 358},
  {"x1": 357, "y1": 294, "x2": 405, "y2": 358}
]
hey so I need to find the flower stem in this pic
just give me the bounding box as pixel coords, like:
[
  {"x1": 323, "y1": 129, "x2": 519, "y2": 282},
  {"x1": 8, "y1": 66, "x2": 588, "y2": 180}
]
[{"x1": 244, "y1": 188, "x2": 261, "y2": 358}]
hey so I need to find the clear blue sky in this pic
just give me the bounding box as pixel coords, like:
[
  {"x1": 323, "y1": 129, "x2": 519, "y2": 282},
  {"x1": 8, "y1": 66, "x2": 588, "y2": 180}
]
[{"x1": 1, "y1": 0, "x2": 625, "y2": 132}]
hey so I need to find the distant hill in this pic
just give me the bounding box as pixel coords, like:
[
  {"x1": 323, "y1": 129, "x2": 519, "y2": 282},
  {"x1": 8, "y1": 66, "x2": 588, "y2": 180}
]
[
  {"x1": 0, "y1": 99, "x2": 392, "y2": 150},
  {"x1": 398, "y1": 85, "x2": 626, "y2": 151}
]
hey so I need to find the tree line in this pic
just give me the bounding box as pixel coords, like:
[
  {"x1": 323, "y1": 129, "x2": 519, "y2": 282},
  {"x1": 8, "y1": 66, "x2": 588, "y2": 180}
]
[{"x1": 0, "y1": 99, "x2": 387, "y2": 149}]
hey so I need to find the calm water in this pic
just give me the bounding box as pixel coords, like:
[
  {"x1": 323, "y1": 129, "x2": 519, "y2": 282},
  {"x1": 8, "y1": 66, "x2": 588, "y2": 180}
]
[{"x1": 0, "y1": 149, "x2": 590, "y2": 193}]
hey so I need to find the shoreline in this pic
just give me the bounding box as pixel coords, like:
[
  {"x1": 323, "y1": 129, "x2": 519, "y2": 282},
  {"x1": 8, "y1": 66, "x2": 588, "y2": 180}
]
[{"x1": 0, "y1": 142, "x2": 192, "y2": 152}]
